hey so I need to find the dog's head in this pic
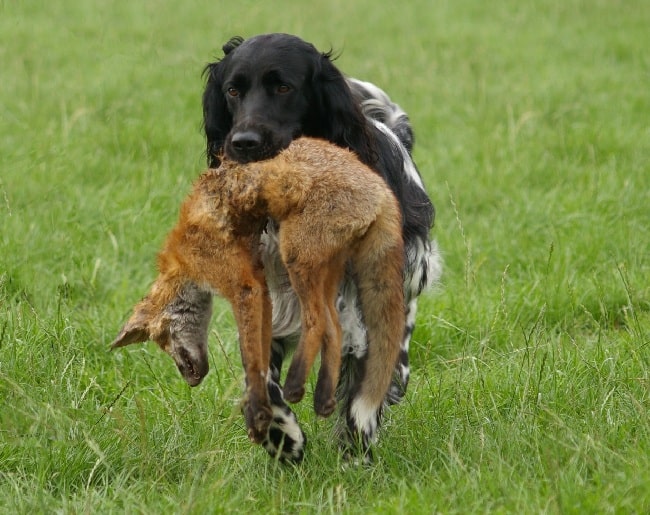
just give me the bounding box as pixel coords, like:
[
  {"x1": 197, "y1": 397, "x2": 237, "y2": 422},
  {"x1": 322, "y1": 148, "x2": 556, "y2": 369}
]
[
  {"x1": 111, "y1": 281, "x2": 212, "y2": 386},
  {"x1": 202, "y1": 33, "x2": 370, "y2": 167}
]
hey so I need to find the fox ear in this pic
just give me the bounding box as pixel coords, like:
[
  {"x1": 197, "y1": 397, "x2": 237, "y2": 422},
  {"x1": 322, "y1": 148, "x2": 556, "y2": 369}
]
[{"x1": 110, "y1": 310, "x2": 152, "y2": 350}]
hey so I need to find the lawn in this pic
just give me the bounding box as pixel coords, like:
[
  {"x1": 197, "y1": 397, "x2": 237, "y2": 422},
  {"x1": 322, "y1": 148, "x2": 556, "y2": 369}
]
[{"x1": 1, "y1": 0, "x2": 649, "y2": 513}]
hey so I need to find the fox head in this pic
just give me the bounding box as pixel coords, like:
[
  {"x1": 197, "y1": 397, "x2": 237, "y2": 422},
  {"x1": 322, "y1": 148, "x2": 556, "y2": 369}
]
[{"x1": 111, "y1": 281, "x2": 213, "y2": 387}]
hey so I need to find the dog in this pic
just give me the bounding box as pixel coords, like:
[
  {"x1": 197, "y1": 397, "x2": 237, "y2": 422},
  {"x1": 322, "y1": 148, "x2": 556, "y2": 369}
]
[
  {"x1": 111, "y1": 138, "x2": 405, "y2": 460},
  {"x1": 202, "y1": 33, "x2": 442, "y2": 461}
]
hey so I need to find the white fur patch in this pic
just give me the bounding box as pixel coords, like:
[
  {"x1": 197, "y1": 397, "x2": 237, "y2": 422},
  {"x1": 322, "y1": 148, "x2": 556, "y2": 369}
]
[
  {"x1": 346, "y1": 78, "x2": 408, "y2": 129},
  {"x1": 349, "y1": 397, "x2": 379, "y2": 444},
  {"x1": 337, "y1": 280, "x2": 368, "y2": 358},
  {"x1": 260, "y1": 228, "x2": 302, "y2": 338},
  {"x1": 404, "y1": 237, "x2": 443, "y2": 300},
  {"x1": 270, "y1": 404, "x2": 305, "y2": 447},
  {"x1": 370, "y1": 119, "x2": 425, "y2": 189}
]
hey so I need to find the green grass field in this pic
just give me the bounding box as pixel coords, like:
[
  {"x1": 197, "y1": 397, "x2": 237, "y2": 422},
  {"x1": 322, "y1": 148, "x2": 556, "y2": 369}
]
[{"x1": 1, "y1": 0, "x2": 649, "y2": 512}]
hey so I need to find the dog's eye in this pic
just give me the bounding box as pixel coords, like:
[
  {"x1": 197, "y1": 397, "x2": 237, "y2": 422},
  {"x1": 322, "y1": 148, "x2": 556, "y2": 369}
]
[
  {"x1": 276, "y1": 84, "x2": 291, "y2": 94},
  {"x1": 227, "y1": 87, "x2": 240, "y2": 97}
]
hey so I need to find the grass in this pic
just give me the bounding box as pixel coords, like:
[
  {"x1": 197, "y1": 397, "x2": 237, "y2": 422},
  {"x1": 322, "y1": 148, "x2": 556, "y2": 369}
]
[{"x1": 1, "y1": 0, "x2": 649, "y2": 512}]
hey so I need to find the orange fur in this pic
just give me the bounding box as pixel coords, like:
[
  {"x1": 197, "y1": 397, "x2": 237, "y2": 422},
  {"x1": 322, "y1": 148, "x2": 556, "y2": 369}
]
[{"x1": 111, "y1": 137, "x2": 405, "y2": 444}]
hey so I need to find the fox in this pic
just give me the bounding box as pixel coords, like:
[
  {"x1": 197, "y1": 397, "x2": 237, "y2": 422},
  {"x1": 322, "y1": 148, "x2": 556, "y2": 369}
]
[{"x1": 111, "y1": 137, "x2": 405, "y2": 456}]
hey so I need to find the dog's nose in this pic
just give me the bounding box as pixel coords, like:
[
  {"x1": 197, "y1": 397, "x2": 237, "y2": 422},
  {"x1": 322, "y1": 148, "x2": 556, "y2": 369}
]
[{"x1": 231, "y1": 131, "x2": 262, "y2": 152}]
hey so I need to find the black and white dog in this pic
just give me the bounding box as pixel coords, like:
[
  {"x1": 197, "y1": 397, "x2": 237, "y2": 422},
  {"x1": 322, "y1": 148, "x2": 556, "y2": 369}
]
[{"x1": 202, "y1": 33, "x2": 441, "y2": 462}]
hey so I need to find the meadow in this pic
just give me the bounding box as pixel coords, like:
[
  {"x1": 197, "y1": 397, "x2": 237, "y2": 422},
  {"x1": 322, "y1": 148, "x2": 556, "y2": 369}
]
[{"x1": 1, "y1": 0, "x2": 649, "y2": 512}]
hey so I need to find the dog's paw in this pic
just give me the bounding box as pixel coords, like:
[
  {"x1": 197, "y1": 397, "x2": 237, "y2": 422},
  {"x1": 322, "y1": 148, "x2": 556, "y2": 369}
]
[{"x1": 262, "y1": 381, "x2": 306, "y2": 463}]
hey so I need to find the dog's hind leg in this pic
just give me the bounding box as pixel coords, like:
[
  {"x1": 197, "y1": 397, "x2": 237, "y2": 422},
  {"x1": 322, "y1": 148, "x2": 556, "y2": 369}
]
[
  {"x1": 333, "y1": 281, "x2": 374, "y2": 460},
  {"x1": 386, "y1": 238, "x2": 442, "y2": 405}
]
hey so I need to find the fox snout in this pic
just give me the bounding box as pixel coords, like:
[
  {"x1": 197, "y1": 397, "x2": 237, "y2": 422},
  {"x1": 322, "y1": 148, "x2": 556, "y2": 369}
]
[
  {"x1": 111, "y1": 282, "x2": 213, "y2": 387},
  {"x1": 171, "y1": 345, "x2": 209, "y2": 387}
]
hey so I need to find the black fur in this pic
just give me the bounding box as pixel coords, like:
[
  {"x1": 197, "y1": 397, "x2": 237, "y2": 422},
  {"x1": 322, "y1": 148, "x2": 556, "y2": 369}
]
[
  {"x1": 202, "y1": 33, "x2": 439, "y2": 461},
  {"x1": 202, "y1": 33, "x2": 433, "y2": 250}
]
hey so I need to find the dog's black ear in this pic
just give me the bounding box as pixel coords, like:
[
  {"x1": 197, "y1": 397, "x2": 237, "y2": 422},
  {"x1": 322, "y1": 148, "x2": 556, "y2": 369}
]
[
  {"x1": 202, "y1": 60, "x2": 233, "y2": 168},
  {"x1": 222, "y1": 36, "x2": 244, "y2": 55},
  {"x1": 308, "y1": 52, "x2": 376, "y2": 167}
]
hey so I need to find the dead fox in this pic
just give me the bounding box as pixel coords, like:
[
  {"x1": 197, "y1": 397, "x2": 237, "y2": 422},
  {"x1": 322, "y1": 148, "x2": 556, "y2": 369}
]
[{"x1": 111, "y1": 137, "x2": 405, "y2": 449}]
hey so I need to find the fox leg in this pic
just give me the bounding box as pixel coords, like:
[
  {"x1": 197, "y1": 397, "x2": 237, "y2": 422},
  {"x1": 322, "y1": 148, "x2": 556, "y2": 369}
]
[
  {"x1": 312, "y1": 261, "x2": 345, "y2": 417},
  {"x1": 283, "y1": 266, "x2": 329, "y2": 405},
  {"x1": 228, "y1": 268, "x2": 273, "y2": 444},
  {"x1": 346, "y1": 245, "x2": 403, "y2": 463},
  {"x1": 283, "y1": 254, "x2": 346, "y2": 417}
]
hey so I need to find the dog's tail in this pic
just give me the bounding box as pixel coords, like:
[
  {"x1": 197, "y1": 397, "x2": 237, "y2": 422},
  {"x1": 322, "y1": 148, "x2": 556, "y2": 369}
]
[{"x1": 347, "y1": 194, "x2": 405, "y2": 445}]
